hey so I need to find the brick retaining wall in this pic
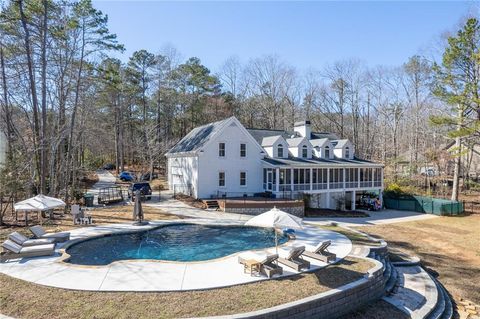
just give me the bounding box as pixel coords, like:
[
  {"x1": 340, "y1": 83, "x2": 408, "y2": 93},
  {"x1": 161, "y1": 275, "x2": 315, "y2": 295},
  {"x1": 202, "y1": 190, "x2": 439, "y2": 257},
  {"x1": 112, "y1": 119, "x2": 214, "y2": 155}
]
[{"x1": 200, "y1": 257, "x2": 387, "y2": 319}]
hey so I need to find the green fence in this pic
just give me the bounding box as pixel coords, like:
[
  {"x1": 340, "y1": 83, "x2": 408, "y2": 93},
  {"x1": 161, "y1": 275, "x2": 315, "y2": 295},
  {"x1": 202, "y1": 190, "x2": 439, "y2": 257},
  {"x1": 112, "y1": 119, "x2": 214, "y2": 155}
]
[{"x1": 383, "y1": 195, "x2": 464, "y2": 215}]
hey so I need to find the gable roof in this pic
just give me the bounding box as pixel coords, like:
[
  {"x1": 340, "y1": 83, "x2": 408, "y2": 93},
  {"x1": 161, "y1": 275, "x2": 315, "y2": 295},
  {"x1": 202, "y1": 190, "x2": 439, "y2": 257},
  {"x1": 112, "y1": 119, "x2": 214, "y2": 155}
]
[
  {"x1": 166, "y1": 117, "x2": 233, "y2": 155},
  {"x1": 286, "y1": 137, "x2": 308, "y2": 147},
  {"x1": 261, "y1": 135, "x2": 284, "y2": 147},
  {"x1": 310, "y1": 138, "x2": 330, "y2": 148},
  {"x1": 247, "y1": 128, "x2": 337, "y2": 145},
  {"x1": 331, "y1": 139, "x2": 351, "y2": 149}
]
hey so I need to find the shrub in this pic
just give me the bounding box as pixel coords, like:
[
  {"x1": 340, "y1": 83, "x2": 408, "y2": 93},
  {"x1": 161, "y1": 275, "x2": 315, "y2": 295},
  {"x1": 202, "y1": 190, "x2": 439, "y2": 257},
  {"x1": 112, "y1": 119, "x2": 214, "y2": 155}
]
[{"x1": 383, "y1": 182, "x2": 415, "y2": 198}]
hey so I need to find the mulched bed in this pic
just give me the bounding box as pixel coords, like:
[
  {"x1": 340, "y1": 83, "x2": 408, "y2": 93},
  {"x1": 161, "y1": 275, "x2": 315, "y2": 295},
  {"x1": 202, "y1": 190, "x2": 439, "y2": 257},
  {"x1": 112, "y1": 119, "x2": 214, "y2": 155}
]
[
  {"x1": 174, "y1": 194, "x2": 206, "y2": 209},
  {"x1": 306, "y1": 208, "x2": 369, "y2": 218}
]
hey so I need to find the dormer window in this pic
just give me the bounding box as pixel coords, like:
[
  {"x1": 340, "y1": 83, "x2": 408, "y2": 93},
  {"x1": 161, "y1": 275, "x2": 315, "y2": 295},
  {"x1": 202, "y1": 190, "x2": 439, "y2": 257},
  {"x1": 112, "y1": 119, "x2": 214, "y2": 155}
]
[
  {"x1": 325, "y1": 146, "x2": 330, "y2": 158},
  {"x1": 277, "y1": 144, "x2": 284, "y2": 157},
  {"x1": 302, "y1": 145, "x2": 308, "y2": 158},
  {"x1": 345, "y1": 147, "x2": 350, "y2": 158}
]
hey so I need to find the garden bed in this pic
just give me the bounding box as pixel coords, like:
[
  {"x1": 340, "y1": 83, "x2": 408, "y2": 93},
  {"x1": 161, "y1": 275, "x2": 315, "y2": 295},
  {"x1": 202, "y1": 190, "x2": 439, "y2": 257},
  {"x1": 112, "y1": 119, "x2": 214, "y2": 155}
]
[{"x1": 306, "y1": 208, "x2": 369, "y2": 218}]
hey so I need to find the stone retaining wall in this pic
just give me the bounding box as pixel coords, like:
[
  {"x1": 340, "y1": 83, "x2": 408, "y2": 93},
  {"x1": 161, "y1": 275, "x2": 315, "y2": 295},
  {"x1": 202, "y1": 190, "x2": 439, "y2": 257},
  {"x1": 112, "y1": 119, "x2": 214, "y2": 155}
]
[
  {"x1": 223, "y1": 205, "x2": 304, "y2": 217},
  {"x1": 201, "y1": 257, "x2": 387, "y2": 319}
]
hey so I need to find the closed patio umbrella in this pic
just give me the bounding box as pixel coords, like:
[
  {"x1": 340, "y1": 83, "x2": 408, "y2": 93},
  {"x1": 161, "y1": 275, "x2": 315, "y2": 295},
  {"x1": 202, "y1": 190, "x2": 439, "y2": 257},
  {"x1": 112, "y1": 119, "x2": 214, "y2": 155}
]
[
  {"x1": 133, "y1": 190, "x2": 148, "y2": 225},
  {"x1": 244, "y1": 206, "x2": 303, "y2": 254}
]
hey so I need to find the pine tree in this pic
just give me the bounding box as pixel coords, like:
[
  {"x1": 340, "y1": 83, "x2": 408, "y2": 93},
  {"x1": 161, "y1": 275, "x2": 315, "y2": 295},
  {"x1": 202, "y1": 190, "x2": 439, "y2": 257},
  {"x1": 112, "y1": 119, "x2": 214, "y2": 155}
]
[{"x1": 431, "y1": 18, "x2": 480, "y2": 201}]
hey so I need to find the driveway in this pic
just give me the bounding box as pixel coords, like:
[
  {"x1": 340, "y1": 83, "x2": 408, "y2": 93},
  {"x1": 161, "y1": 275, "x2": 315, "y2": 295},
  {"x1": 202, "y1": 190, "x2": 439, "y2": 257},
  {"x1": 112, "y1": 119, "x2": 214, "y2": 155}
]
[
  {"x1": 87, "y1": 170, "x2": 117, "y2": 204},
  {"x1": 304, "y1": 208, "x2": 438, "y2": 227}
]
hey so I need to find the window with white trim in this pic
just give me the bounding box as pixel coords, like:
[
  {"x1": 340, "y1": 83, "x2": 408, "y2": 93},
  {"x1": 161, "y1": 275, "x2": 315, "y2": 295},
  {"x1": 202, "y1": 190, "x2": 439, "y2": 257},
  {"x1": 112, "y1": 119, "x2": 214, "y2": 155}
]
[
  {"x1": 218, "y1": 172, "x2": 225, "y2": 187},
  {"x1": 240, "y1": 171, "x2": 247, "y2": 186},
  {"x1": 219, "y1": 143, "x2": 225, "y2": 157},
  {"x1": 324, "y1": 146, "x2": 330, "y2": 158},
  {"x1": 345, "y1": 147, "x2": 350, "y2": 158},
  {"x1": 277, "y1": 144, "x2": 284, "y2": 157},
  {"x1": 302, "y1": 145, "x2": 308, "y2": 158},
  {"x1": 240, "y1": 143, "x2": 246, "y2": 157}
]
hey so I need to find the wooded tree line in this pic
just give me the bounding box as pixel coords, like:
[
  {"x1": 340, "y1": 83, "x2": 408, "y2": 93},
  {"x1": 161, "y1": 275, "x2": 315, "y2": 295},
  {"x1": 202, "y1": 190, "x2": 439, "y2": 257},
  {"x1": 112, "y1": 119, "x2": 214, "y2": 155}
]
[{"x1": 0, "y1": 0, "x2": 478, "y2": 202}]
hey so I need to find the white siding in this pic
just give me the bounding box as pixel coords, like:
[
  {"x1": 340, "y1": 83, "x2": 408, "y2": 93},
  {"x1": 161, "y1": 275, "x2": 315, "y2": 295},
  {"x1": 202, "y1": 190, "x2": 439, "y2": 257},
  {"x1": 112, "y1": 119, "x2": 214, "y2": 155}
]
[
  {"x1": 168, "y1": 156, "x2": 199, "y2": 198},
  {"x1": 197, "y1": 122, "x2": 264, "y2": 198},
  {"x1": 289, "y1": 139, "x2": 313, "y2": 159}
]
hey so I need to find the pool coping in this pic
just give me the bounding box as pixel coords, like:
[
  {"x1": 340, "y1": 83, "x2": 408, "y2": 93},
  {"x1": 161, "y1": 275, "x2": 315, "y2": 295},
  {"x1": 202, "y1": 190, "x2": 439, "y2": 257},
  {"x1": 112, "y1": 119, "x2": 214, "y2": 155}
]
[
  {"x1": 57, "y1": 222, "x2": 292, "y2": 268},
  {"x1": 0, "y1": 218, "x2": 353, "y2": 292}
]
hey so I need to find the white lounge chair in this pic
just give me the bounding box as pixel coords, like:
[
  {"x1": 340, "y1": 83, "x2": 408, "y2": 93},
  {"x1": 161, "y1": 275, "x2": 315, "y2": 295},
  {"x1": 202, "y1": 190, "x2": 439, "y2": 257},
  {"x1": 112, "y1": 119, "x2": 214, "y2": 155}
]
[
  {"x1": 8, "y1": 231, "x2": 56, "y2": 247},
  {"x1": 1, "y1": 239, "x2": 55, "y2": 262},
  {"x1": 29, "y1": 225, "x2": 70, "y2": 243}
]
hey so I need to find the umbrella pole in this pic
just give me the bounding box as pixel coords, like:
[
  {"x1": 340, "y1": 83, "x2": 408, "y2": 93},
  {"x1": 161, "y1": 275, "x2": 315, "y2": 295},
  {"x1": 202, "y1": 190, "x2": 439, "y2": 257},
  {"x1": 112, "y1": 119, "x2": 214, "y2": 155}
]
[{"x1": 275, "y1": 230, "x2": 278, "y2": 255}]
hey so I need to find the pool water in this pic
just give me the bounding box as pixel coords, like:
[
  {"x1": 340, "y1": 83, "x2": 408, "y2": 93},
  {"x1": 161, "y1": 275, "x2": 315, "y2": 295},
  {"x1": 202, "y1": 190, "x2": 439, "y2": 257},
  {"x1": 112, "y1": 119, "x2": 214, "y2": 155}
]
[{"x1": 65, "y1": 223, "x2": 288, "y2": 265}]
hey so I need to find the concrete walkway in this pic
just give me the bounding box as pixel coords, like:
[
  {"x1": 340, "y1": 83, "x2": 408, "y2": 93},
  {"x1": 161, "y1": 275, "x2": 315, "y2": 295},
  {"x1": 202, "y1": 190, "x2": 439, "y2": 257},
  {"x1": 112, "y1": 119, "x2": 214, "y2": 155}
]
[
  {"x1": 383, "y1": 266, "x2": 439, "y2": 319},
  {"x1": 305, "y1": 209, "x2": 438, "y2": 227},
  {"x1": 146, "y1": 191, "x2": 252, "y2": 221},
  {"x1": 0, "y1": 220, "x2": 352, "y2": 292}
]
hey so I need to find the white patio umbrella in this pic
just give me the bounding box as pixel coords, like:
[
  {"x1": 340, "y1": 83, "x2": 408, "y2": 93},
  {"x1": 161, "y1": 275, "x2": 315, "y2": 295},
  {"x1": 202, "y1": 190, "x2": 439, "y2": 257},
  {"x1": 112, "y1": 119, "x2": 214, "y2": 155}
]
[
  {"x1": 14, "y1": 194, "x2": 66, "y2": 211},
  {"x1": 245, "y1": 206, "x2": 303, "y2": 254}
]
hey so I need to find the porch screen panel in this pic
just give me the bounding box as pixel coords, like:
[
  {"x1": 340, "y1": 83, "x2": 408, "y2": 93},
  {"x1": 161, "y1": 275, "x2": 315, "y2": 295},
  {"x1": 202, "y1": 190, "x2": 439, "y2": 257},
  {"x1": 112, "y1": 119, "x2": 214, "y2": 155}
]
[
  {"x1": 279, "y1": 169, "x2": 292, "y2": 191},
  {"x1": 345, "y1": 168, "x2": 358, "y2": 188},
  {"x1": 329, "y1": 168, "x2": 343, "y2": 189},
  {"x1": 373, "y1": 168, "x2": 382, "y2": 187},
  {"x1": 293, "y1": 168, "x2": 309, "y2": 191},
  {"x1": 313, "y1": 168, "x2": 328, "y2": 190},
  {"x1": 360, "y1": 167, "x2": 373, "y2": 187}
]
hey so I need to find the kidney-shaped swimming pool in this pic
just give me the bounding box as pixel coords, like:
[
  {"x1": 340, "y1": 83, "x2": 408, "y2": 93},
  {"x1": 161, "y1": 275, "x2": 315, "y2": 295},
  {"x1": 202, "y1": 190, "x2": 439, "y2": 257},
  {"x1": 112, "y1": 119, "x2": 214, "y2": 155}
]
[{"x1": 64, "y1": 223, "x2": 288, "y2": 265}]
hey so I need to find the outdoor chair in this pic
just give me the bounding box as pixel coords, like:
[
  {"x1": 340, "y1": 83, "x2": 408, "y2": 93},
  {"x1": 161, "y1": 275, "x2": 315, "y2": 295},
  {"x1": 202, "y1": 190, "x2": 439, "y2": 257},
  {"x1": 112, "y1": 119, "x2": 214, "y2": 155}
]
[
  {"x1": 303, "y1": 240, "x2": 336, "y2": 263},
  {"x1": 1, "y1": 239, "x2": 55, "y2": 262},
  {"x1": 238, "y1": 252, "x2": 283, "y2": 278},
  {"x1": 8, "y1": 231, "x2": 56, "y2": 247},
  {"x1": 29, "y1": 225, "x2": 70, "y2": 243},
  {"x1": 277, "y1": 245, "x2": 310, "y2": 271},
  {"x1": 71, "y1": 205, "x2": 93, "y2": 225}
]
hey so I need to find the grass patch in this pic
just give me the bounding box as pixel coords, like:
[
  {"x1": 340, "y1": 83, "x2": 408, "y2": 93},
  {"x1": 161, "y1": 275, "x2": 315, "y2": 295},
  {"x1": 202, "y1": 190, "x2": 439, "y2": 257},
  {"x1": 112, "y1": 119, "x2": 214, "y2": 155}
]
[
  {"x1": 0, "y1": 257, "x2": 373, "y2": 319},
  {"x1": 357, "y1": 214, "x2": 480, "y2": 305},
  {"x1": 318, "y1": 224, "x2": 382, "y2": 247}
]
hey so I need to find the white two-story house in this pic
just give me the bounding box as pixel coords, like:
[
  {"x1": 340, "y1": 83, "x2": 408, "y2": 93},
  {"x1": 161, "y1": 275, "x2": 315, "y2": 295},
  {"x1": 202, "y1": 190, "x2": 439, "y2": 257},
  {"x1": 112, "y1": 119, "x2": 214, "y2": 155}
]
[{"x1": 166, "y1": 116, "x2": 384, "y2": 210}]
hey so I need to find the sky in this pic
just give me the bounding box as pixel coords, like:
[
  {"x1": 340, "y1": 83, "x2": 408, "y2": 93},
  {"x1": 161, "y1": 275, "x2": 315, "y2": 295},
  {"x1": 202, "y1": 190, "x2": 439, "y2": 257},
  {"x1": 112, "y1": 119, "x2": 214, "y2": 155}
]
[{"x1": 92, "y1": 1, "x2": 476, "y2": 72}]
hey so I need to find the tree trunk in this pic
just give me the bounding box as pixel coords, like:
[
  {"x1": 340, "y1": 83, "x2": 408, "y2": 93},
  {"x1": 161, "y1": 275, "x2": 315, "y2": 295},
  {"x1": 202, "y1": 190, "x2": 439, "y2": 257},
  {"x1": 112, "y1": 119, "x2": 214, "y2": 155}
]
[
  {"x1": 0, "y1": 42, "x2": 14, "y2": 161},
  {"x1": 451, "y1": 105, "x2": 464, "y2": 202},
  {"x1": 18, "y1": 0, "x2": 41, "y2": 190},
  {"x1": 40, "y1": 0, "x2": 48, "y2": 194}
]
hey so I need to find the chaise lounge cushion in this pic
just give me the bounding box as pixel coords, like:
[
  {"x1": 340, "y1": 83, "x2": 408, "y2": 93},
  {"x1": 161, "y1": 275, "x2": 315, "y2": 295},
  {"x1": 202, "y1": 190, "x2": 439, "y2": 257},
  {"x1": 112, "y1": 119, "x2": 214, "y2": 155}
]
[
  {"x1": 2, "y1": 240, "x2": 22, "y2": 254},
  {"x1": 9, "y1": 232, "x2": 56, "y2": 247},
  {"x1": 2, "y1": 240, "x2": 55, "y2": 254},
  {"x1": 30, "y1": 226, "x2": 70, "y2": 242}
]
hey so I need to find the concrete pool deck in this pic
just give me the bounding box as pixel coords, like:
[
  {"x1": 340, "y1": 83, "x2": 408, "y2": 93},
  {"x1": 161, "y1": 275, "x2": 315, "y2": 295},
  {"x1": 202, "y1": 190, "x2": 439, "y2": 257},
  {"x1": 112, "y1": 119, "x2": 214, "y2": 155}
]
[{"x1": 0, "y1": 219, "x2": 352, "y2": 292}]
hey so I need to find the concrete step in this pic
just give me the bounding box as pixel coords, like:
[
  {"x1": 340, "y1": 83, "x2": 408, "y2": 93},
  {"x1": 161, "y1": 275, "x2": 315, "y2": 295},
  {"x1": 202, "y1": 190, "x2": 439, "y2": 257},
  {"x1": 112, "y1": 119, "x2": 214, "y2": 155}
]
[
  {"x1": 383, "y1": 265, "x2": 439, "y2": 319},
  {"x1": 427, "y1": 275, "x2": 446, "y2": 319},
  {"x1": 440, "y1": 284, "x2": 454, "y2": 319},
  {"x1": 385, "y1": 263, "x2": 398, "y2": 295}
]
